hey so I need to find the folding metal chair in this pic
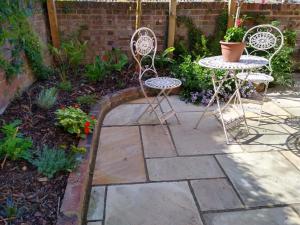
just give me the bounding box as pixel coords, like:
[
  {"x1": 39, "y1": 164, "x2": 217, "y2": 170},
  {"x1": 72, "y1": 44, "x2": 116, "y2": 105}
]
[
  {"x1": 237, "y1": 24, "x2": 284, "y2": 122},
  {"x1": 130, "y1": 27, "x2": 181, "y2": 126}
]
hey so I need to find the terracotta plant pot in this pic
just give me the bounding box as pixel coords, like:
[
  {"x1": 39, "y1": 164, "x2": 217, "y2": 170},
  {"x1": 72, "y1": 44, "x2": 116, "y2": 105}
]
[{"x1": 220, "y1": 41, "x2": 246, "y2": 62}]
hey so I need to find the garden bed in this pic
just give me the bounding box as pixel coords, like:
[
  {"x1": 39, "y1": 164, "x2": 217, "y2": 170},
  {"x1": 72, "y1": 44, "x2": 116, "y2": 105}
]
[{"x1": 0, "y1": 68, "x2": 138, "y2": 225}]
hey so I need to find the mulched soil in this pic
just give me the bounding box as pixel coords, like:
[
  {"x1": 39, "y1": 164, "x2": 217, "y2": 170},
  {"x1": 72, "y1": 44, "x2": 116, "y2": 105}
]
[{"x1": 0, "y1": 65, "x2": 139, "y2": 225}]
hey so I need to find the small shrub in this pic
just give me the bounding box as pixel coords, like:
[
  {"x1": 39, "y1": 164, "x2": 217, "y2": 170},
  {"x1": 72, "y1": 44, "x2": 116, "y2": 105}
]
[
  {"x1": 0, "y1": 120, "x2": 32, "y2": 163},
  {"x1": 85, "y1": 56, "x2": 106, "y2": 82},
  {"x1": 55, "y1": 106, "x2": 96, "y2": 138},
  {"x1": 58, "y1": 80, "x2": 72, "y2": 92},
  {"x1": 76, "y1": 94, "x2": 98, "y2": 106},
  {"x1": 154, "y1": 47, "x2": 175, "y2": 69},
  {"x1": 104, "y1": 48, "x2": 128, "y2": 72},
  {"x1": 31, "y1": 146, "x2": 78, "y2": 178},
  {"x1": 224, "y1": 27, "x2": 245, "y2": 42},
  {"x1": 70, "y1": 145, "x2": 87, "y2": 154},
  {"x1": 36, "y1": 87, "x2": 58, "y2": 109}
]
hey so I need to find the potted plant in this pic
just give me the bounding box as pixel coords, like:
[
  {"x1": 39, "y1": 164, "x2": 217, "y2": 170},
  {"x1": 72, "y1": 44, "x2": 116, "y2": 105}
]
[{"x1": 220, "y1": 26, "x2": 246, "y2": 62}]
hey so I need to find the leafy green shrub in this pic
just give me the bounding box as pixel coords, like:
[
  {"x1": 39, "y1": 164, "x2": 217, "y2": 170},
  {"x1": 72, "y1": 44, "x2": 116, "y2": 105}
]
[
  {"x1": 58, "y1": 80, "x2": 72, "y2": 92},
  {"x1": 55, "y1": 106, "x2": 96, "y2": 138},
  {"x1": 0, "y1": 120, "x2": 32, "y2": 162},
  {"x1": 76, "y1": 94, "x2": 98, "y2": 106},
  {"x1": 104, "y1": 48, "x2": 128, "y2": 72},
  {"x1": 36, "y1": 87, "x2": 58, "y2": 109},
  {"x1": 154, "y1": 47, "x2": 175, "y2": 69},
  {"x1": 31, "y1": 146, "x2": 77, "y2": 178},
  {"x1": 85, "y1": 56, "x2": 107, "y2": 82},
  {"x1": 224, "y1": 27, "x2": 245, "y2": 42},
  {"x1": 271, "y1": 28, "x2": 296, "y2": 87}
]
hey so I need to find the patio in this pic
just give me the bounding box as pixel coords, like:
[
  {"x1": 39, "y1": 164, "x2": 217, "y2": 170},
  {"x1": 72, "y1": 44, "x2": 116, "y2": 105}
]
[{"x1": 86, "y1": 77, "x2": 300, "y2": 225}]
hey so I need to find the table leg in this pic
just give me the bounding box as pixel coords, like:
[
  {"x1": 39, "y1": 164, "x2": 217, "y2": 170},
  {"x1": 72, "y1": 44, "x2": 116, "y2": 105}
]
[{"x1": 194, "y1": 70, "x2": 230, "y2": 130}]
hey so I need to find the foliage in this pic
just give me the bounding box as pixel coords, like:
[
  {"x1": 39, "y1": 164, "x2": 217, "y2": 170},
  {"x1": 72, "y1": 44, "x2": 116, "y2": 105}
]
[
  {"x1": 36, "y1": 87, "x2": 58, "y2": 109},
  {"x1": 0, "y1": 195, "x2": 24, "y2": 223},
  {"x1": 154, "y1": 47, "x2": 175, "y2": 68},
  {"x1": 224, "y1": 27, "x2": 246, "y2": 42},
  {"x1": 0, "y1": 1, "x2": 52, "y2": 81},
  {"x1": 85, "y1": 56, "x2": 107, "y2": 82},
  {"x1": 30, "y1": 146, "x2": 78, "y2": 178},
  {"x1": 50, "y1": 39, "x2": 87, "y2": 81},
  {"x1": 76, "y1": 94, "x2": 98, "y2": 106},
  {"x1": 174, "y1": 16, "x2": 210, "y2": 60},
  {"x1": 58, "y1": 80, "x2": 72, "y2": 92},
  {"x1": 85, "y1": 48, "x2": 128, "y2": 82},
  {"x1": 271, "y1": 28, "x2": 296, "y2": 87},
  {"x1": 55, "y1": 106, "x2": 96, "y2": 138},
  {"x1": 0, "y1": 120, "x2": 32, "y2": 162},
  {"x1": 70, "y1": 145, "x2": 87, "y2": 154}
]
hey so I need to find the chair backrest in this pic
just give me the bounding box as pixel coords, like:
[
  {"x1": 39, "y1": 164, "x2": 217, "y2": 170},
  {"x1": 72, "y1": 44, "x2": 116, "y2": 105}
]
[
  {"x1": 130, "y1": 27, "x2": 158, "y2": 81},
  {"x1": 243, "y1": 24, "x2": 284, "y2": 74}
]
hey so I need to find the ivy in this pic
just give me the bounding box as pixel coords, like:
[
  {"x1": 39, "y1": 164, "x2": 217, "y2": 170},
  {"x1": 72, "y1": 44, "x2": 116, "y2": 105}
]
[{"x1": 0, "y1": 0, "x2": 52, "y2": 81}]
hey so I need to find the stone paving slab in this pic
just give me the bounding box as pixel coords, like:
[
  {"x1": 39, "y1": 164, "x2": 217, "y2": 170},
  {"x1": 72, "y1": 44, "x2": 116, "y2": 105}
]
[
  {"x1": 147, "y1": 156, "x2": 225, "y2": 181},
  {"x1": 284, "y1": 108, "x2": 300, "y2": 116},
  {"x1": 141, "y1": 125, "x2": 177, "y2": 158},
  {"x1": 168, "y1": 112, "x2": 243, "y2": 155},
  {"x1": 103, "y1": 104, "x2": 161, "y2": 126},
  {"x1": 105, "y1": 182, "x2": 203, "y2": 225},
  {"x1": 87, "y1": 221, "x2": 102, "y2": 225},
  {"x1": 216, "y1": 152, "x2": 300, "y2": 207},
  {"x1": 191, "y1": 179, "x2": 243, "y2": 211},
  {"x1": 87, "y1": 186, "x2": 105, "y2": 221},
  {"x1": 243, "y1": 101, "x2": 290, "y2": 117},
  {"x1": 204, "y1": 207, "x2": 300, "y2": 225},
  {"x1": 271, "y1": 97, "x2": 300, "y2": 108},
  {"x1": 281, "y1": 151, "x2": 300, "y2": 170},
  {"x1": 93, "y1": 126, "x2": 146, "y2": 185}
]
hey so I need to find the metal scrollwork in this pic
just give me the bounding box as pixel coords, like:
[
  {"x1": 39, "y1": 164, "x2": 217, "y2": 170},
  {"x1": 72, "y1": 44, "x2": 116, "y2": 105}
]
[{"x1": 249, "y1": 32, "x2": 277, "y2": 50}]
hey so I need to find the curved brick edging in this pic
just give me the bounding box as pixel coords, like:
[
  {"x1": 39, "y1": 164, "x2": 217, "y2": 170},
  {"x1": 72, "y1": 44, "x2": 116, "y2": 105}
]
[{"x1": 56, "y1": 87, "x2": 157, "y2": 225}]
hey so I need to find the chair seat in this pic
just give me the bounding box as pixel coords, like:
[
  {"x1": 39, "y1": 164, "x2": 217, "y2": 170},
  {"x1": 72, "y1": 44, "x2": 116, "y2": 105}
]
[
  {"x1": 144, "y1": 77, "x2": 182, "y2": 90},
  {"x1": 236, "y1": 72, "x2": 274, "y2": 83}
]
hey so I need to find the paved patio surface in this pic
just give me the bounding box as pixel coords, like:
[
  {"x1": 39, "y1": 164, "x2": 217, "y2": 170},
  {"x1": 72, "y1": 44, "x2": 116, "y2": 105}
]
[{"x1": 86, "y1": 87, "x2": 300, "y2": 225}]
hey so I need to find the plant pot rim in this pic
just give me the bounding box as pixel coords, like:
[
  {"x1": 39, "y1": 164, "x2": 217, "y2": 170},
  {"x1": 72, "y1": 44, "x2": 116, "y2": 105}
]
[{"x1": 220, "y1": 41, "x2": 245, "y2": 45}]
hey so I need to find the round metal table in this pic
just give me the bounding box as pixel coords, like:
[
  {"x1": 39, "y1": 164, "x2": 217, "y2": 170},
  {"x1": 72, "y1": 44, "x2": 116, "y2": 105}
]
[{"x1": 195, "y1": 55, "x2": 268, "y2": 144}]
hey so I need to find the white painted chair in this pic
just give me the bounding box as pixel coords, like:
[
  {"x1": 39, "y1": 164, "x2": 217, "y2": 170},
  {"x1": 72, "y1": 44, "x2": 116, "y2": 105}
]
[
  {"x1": 130, "y1": 27, "x2": 181, "y2": 126},
  {"x1": 237, "y1": 24, "x2": 284, "y2": 121}
]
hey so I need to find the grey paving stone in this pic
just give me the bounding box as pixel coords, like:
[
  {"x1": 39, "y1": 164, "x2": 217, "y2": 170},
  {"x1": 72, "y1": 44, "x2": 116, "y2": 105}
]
[
  {"x1": 293, "y1": 204, "x2": 300, "y2": 215},
  {"x1": 87, "y1": 222, "x2": 102, "y2": 225},
  {"x1": 284, "y1": 107, "x2": 300, "y2": 116},
  {"x1": 168, "y1": 112, "x2": 243, "y2": 155},
  {"x1": 216, "y1": 152, "x2": 300, "y2": 207},
  {"x1": 87, "y1": 186, "x2": 105, "y2": 221},
  {"x1": 191, "y1": 179, "x2": 243, "y2": 211},
  {"x1": 141, "y1": 125, "x2": 176, "y2": 158},
  {"x1": 105, "y1": 182, "x2": 203, "y2": 225},
  {"x1": 204, "y1": 207, "x2": 300, "y2": 225},
  {"x1": 103, "y1": 104, "x2": 161, "y2": 126},
  {"x1": 147, "y1": 156, "x2": 225, "y2": 181}
]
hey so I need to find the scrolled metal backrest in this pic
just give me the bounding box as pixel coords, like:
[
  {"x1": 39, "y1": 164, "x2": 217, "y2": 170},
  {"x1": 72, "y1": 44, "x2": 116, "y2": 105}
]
[
  {"x1": 243, "y1": 25, "x2": 284, "y2": 74},
  {"x1": 130, "y1": 27, "x2": 158, "y2": 81}
]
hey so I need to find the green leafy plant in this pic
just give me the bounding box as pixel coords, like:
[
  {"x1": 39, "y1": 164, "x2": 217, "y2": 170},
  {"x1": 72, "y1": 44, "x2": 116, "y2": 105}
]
[
  {"x1": 55, "y1": 106, "x2": 96, "y2": 138},
  {"x1": 224, "y1": 27, "x2": 246, "y2": 42},
  {"x1": 70, "y1": 145, "x2": 86, "y2": 154},
  {"x1": 0, "y1": 120, "x2": 32, "y2": 167},
  {"x1": 0, "y1": 195, "x2": 24, "y2": 223},
  {"x1": 0, "y1": 1, "x2": 52, "y2": 81},
  {"x1": 58, "y1": 80, "x2": 72, "y2": 92},
  {"x1": 154, "y1": 47, "x2": 175, "y2": 68},
  {"x1": 36, "y1": 87, "x2": 58, "y2": 109},
  {"x1": 31, "y1": 146, "x2": 78, "y2": 179},
  {"x1": 104, "y1": 48, "x2": 128, "y2": 72},
  {"x1": 76, "y1": 94, "x2": 98, "y2": 106},
  {"x1": 85, "y1": 56, "x2": 107, "y2": 82}
]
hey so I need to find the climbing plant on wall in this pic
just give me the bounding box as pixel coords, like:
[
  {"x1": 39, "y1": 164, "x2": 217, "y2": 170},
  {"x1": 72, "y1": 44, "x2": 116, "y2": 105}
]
[{"x1": 0, "y1": 0, "x2": 52, "y2": 81}]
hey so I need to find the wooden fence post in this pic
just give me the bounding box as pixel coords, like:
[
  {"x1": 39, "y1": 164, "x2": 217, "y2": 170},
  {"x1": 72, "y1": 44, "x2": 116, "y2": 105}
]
[
  {"x1": 167, "y1": 0, "x2": 177, "y2": 48},
  {"x1": 47, "y1": 0, "x2": 60, "y2": 48},
  {"x1": 227, "y1": 0, "x2": 237, "y2": 28},
  {"x1": 135, "y1": 0, "x2": 142, "y2": 30}
]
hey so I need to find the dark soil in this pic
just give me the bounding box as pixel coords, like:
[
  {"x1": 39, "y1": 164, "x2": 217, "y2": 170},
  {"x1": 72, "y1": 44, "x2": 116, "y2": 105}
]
[{"x1": 0, "y1": 66, "x2": 139, "y2": 225}]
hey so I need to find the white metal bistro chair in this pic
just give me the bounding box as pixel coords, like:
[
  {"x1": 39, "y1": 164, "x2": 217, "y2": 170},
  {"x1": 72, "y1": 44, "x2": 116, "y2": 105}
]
[
  {"x1": 130, "y1": 27, "x2": 181, "y2": 126},
  {"x1": 237, "y1": 24, "x2": 284, "y2": 122}
]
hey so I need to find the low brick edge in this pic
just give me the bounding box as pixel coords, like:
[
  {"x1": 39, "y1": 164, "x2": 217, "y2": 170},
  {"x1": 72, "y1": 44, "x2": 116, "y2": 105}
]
[{"x1": 56, "y1": 86, "x2": 158, "y2": 225}]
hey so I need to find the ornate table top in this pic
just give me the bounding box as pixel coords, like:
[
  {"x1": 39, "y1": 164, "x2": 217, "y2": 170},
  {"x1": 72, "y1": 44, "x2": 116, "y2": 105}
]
[{"x1": 198, "y1": 55, "x2": 268, "y2": 70}]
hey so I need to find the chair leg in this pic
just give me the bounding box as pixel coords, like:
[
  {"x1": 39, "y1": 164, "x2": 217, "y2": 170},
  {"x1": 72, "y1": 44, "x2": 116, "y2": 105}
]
[
  {"x1": 162, "y1": 90, "x2": 180, "y2": 124},
  {"x1": 257, "y1": 82, "x2": 269, "y2": 125}
]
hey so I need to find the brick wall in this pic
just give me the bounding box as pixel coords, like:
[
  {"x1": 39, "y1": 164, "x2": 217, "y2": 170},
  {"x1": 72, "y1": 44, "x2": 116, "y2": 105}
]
[
  {"x1": 56, "y1": 1, "x2": 300, "y2": 63},
  {"x1": 0, "y1": 3, "x2": 52, "y2": 114}
]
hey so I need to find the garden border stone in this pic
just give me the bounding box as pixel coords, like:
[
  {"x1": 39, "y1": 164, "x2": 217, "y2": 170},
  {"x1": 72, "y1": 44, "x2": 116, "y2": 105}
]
[{"x1": 56, "y1": 87, "x2": 157, "y2": 225}]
